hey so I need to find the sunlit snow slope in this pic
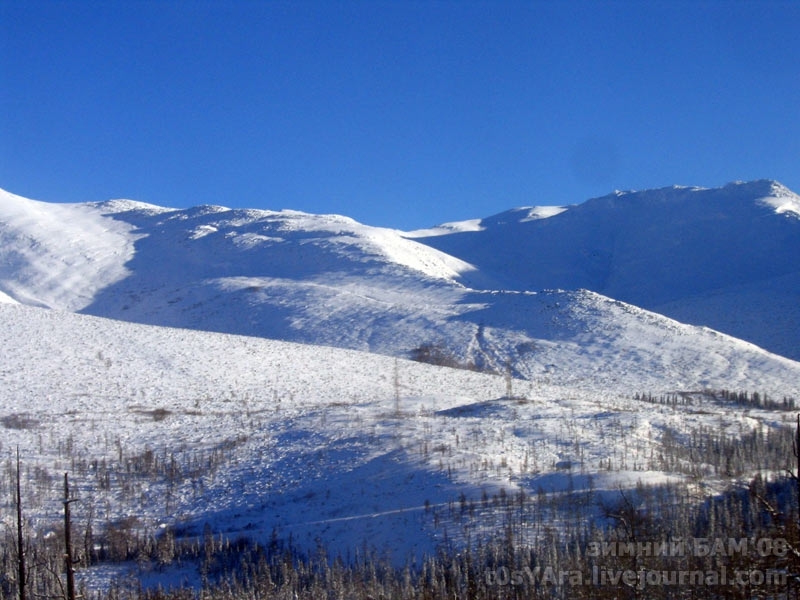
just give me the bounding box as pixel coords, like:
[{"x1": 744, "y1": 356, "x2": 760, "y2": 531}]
[
  {"x1": 2, "y1": 180, "x2": 800, "y2": 574},
  {"x1": 0, "y1": 188, "x2": 139, "y2": 310},
  {"x1": 2, "y1": 303, "x2": 798, "y2": 569},
  {"x1": 0, "y1": 180, "x2": 798, "y2": 368}
]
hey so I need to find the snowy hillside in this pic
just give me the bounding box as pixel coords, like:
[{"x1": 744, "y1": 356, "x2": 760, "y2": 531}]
[
  {"x1": 0, "y1": 189, "x2": 138, "y2": 310},
  {"x1": 0, "y1": 181, "x2": 797, "y2": 368},
  {"x1": 1, "y1": 181, "x2": 799, "y2": 590},
  {"x1": 411, "y1": 180, "x2": 800, "y2": 359},
  {"x1": 1, "y1": 303, "x2": 798, "y2": 584}
]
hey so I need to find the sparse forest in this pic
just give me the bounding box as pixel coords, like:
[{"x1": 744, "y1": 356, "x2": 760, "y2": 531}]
[{"x1": 2, "y1": 389, "x2": 798, "y2": 599}]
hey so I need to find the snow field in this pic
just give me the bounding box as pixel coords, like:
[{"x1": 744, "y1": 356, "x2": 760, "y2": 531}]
[{"x1": 1, "y1": 303, "x2": 797, "y2": 574}]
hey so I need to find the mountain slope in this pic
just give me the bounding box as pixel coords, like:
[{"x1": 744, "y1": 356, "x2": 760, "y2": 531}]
[
  {"x1": 410, "y1": 180, "x2": 800, "y2": 359},
  {"x1": 2, "y1": 182, "x2": 800, "y2": 585},
  {"x1": 0, "y1": 180, "x2": 797, "y2": 368},
  {"x1": 0, "y1": 188, "x2": 139, "y2": 310},
  {"x1": 1, "y1": 302, "x2": 798, "y2": 576},
  {"x1": 78, "y1": 199, "x2": 485, "y2": 336}
]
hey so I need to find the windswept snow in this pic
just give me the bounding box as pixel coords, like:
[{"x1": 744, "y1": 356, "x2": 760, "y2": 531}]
[
  {"x1": 757, "y1": 182, "x2": 800, "y2": 218},
  {"x1": 1, "y1": 181, "x2": 798, "y2": 360},
  {"x1": 404, "y1": 218, "x2": 486, "y2": 238},
  {"x1": 405, "y1": 205, "x2": 568, "y2": 238},
  {"x1": 0, "y1": 189, "x2": 139, "y2": 310}
]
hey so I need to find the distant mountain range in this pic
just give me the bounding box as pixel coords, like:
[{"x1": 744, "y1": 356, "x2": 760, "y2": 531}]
[{"x1": 1, "y1": 179, "x2": 797, "y2": 372}]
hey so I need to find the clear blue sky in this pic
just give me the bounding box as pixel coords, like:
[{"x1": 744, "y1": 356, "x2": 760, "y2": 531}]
[{"x1": 2, "y1": 1, "x2": 798, "y2": 229}]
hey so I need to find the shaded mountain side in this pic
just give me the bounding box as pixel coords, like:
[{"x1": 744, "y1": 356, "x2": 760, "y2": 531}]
[{"x1": 411, "y1": 180, "x2": 800, "y2": 359}]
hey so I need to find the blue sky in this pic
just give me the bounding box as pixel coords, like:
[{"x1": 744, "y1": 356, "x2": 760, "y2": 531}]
[{"x1": 2, "y1": 1, "x2": 799, "y2": 230}]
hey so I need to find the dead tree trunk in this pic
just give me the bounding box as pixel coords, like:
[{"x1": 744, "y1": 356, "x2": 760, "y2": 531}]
[
  {"x1": 63, "y1": 473, "x2": 76, "y2": 600},
  {"x1": 790, "y1": 414, "x2": 800, "y2": 536},
  {"x1": 16, "y1": 448, "x2": 26, "y2": 600}
]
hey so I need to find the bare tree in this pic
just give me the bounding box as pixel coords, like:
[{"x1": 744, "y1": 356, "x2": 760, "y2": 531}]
[
  {"x1": 15, "y1": 448, "x2": 26, "y2": 600},
  {"x1": 63, "y1": 473, "x2": 77, "y2": 600}
]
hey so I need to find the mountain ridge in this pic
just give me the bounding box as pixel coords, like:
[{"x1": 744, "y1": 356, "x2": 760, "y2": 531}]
[
  {"x1": 411, "y1": 179, "x2": 800, "y2": 359},
  {"x1": 0, "y1": 179, "x2": 797, "y2": 364}
]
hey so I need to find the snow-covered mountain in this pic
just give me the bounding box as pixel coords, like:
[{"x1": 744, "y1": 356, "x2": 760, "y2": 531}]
[
  {"x1": 410, "y1": 180, "x2": 800, "y2": 360},
  {"x1": 1, "y1": 181, "x2": 799, "y2": 586},
  {"x1": 1, "y1": 180, "x2": 798, "y2": 368}
]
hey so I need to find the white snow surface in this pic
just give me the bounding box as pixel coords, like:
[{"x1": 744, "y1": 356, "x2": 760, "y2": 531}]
[
  {"x1": 0, "y1": 289, "x2": 18, "y2": 304},
  {"x1": 413, "y1": 180, "x2": 800, "y2": 359},
  {"x1": 405, "y1": 206, "x2": 568, "y2": 238},
  {"x1": 757, "y1": 182, "x2": 800, "y2": 217},
  {"x1": 1, "y1": 181, "x2": 798, "y2": 360},
  {"x1": 0, "y1": 188, "x2": 139, "y2": 310},
  {"x1": 1, "y1": 302, "x2": 798, "y2": 576}
]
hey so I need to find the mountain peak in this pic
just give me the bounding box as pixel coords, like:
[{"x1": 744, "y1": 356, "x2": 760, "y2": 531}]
[{"x1": 724, "y1": 178, "x2": 791, "y2": 196}]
